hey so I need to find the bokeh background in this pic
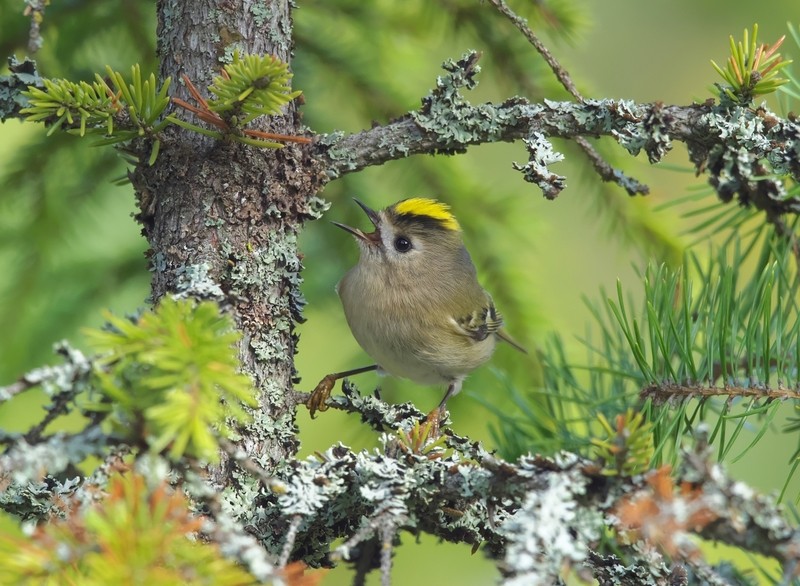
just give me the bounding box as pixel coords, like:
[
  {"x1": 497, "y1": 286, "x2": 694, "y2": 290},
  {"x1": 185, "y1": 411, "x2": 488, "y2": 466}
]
[{"x1": 1, "y1": 1, "x2": 798, "y2": 583}]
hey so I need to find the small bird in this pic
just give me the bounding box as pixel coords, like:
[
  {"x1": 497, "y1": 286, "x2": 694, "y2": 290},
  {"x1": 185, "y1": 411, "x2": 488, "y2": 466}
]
[{"x1": 307, "y1": 197, "x2": 524, "y2": 423}]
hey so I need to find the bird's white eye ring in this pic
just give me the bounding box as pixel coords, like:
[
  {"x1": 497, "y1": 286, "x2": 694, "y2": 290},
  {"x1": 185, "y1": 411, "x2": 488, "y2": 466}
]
[{"x1": 394, "y1": 236, "x2": 412, "y2": 252}]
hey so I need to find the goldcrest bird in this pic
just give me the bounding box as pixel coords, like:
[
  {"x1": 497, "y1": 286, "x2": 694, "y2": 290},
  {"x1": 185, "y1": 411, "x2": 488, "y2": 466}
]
[{"x1": 307, "y1": 197, "x2": 524, "y2": 422}]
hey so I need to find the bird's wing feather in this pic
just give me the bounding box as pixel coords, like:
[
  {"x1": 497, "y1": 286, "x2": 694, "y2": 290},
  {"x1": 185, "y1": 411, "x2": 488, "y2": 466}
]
[
  {"x1": 451, "y1": 302, "x2": 504, "y2": 343},
  {"x1": 450, "y1": 299, "x2": 527, "y2": 353}
]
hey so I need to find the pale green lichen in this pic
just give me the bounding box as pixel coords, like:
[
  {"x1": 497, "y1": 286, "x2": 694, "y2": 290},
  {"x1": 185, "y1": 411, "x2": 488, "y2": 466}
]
[
  {"x1": 0, "y1": 427, "x2": 108, "y2": 486},
  {"x1": 0, "y1": 56, "x2": 43, "y2": 120},
  {"x1": 329, "y1": 380, "x2": 438, "y2": 433},
  {"x1": 411, "y1": 52, "x2": 523, "y2": 147},
  {"x1": 215, "y1": 516, "x2": 278, "y2": 582},
  {"x1": 151, "y1": 251, "x2": 168, "y2": 274},
  {"x1": 513, "y1": 131, "x2": 566, "y2": 199},
  {"x1": 248, "y1": 408, "x2": 297, "y2": 449},
  {"x1": 278, "y1": 453, "x2": 349, "y2": 517},
  {"x1": 226, "y1": 227, "x2": 304, "y2": 361},
  {"x1": 302, "y1": 195, "x2": 330, "y2": 220},
  {"x1": 220, "y1": 43, "x2": 246, "y2": 65},
  {"x1": 378, "y1": 134, "x2": 410, "y2": 157},
  {"x1": 318, "y1": 131, "x2": 356, "y2": 178},
  {"x1": 248, "y1": 1, "x2": 272, "y2": 27},
  {"x1": 556, "y1": 99, "x2": 672, "y2": 163},
  {"x1": 690, "y1": 102, "x2": 795, "y2": 211},
  {"x1": 0, "y1": 476, "x2": 81, "y2": 521},
  {"x1": 499, "y1": 470, "x2": 600, "y2": 585},
  {"x1": 174, "y1": 262, "x2": 226, "y2": 300},
  {"x1": 184, "y1": 467, "x2": 278, "y2": 582}
]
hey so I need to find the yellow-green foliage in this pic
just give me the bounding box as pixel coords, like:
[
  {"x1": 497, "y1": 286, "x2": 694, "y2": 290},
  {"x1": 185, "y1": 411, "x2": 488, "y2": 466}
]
[
  {"x1": 21, "y1": 76, "x2": 118, "y2": 136},
  {"x1": 85, "y1": 299, "x2": 257, "y2": 462},
  {"x1": 0, "y1": 474, "x2": 258, "y2": 585},
  {"x1": 208, "y1": 51, "x2": 302, "y2": 126},
  {"x1": 21, "y1": 64, "x2": 171, "y2": 164},
  {"x1": 19, "y1": 55, "x2": 303, "y2": 158},
  {"x1": 592, "y1": 409, "x2": 654, "y2": 476},
  {"x1": 711, "y1": 24, "x2": 791, "y2": 103}
]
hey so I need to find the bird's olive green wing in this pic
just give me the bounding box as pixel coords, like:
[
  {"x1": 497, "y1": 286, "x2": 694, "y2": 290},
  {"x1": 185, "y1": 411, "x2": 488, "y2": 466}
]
[
  {"x1": 451, "y1": 299, "x2": 527, "y2": 353},
  {"x1": 451, "y1": 302, "x2": 504, "y2": 342}
]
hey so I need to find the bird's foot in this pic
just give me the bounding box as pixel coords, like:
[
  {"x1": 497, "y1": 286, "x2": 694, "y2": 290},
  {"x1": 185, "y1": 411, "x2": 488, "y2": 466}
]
[
  {"x1": 424, "y1": 406, "x2": 447, "y2": 438},
  {"x1": 306, "y1": 374, "x2": 337, "y2": 418}
]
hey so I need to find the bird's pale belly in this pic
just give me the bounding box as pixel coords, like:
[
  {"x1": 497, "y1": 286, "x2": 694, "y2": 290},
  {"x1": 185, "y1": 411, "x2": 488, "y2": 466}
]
[{"x1": 350, "y1": 315, "x2": 497, "y2": 385}]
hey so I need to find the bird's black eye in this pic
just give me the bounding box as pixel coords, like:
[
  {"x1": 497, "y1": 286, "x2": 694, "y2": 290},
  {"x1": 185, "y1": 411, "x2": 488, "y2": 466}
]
[{"x1": 394, "y1": 236, "x2": 412, "y2": 252}]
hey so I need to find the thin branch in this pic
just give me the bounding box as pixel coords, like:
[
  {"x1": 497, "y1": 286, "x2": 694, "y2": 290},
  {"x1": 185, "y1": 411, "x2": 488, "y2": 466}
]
[
  {"x1": 0, "y1": 425, "x2": 114, "y2": 489},
  {"x1": 0, "y1": 378, "x2": 37, "y2": 402},
  {"x1": 575, "y1": 136, "x2": 650, "y2": 196},
  {"x1": 294, "y1": 380, "x2": 444, "y2": 434},
  {"x1": 680, "y1": 444, "x2": 800, "y2": 573},
  {"x1": 218, "y1": 437, "x2": 285, "y2": 492},
  {"x1": 0, "y1": 343, "x2": 91, "y2": 404},
  {"x1": 379, "y1": 522, "x2": 394, "y2": 586},
  {"x1": 486, "y1": 0, "x2": 652, "y2": 199},
  {"x1": 641, "y1": 382, "x2": 800, "y2": 403},
  {"x1": 315, "y1": 96, "x2": 800, "y2": 213},
  {"x1": 173, "y1": 74, "x2": 312, "y2": 144},
  {"x1": 24, "y1": 388, "x2": 86, "y2": 444},
  {"x1": 23, "y1": 0, "x2": 47, "y2": 54},
  {"x1": 277, "y1": 514, "x2": 302, "y2": 567},
  {"x1": 485, "y1": 0, "x2": 583, "y2": 101}
]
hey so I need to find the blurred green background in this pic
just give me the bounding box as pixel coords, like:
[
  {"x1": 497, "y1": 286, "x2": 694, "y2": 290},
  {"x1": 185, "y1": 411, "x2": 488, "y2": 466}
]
[{"x1": 1, "y1": 1, "x2": 798, "y2": 584}]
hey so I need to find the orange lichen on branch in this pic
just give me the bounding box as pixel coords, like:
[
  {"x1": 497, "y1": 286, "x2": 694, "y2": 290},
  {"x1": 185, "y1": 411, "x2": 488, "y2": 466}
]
[
  {"x1": 282, "y1": 561, "x2": 328, "y2": 586},
  {"x1": 615, "y1": 466, "x2": 718, "y2": 560}
]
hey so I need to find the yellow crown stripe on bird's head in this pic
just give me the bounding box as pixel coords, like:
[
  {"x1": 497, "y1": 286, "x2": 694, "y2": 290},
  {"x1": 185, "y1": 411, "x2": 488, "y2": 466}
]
[{"x1": 392, "y1": 198, "x2": 461, "y2": 231}]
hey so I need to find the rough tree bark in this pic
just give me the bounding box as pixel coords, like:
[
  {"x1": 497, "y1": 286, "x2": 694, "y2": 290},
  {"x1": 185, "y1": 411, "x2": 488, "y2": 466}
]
[{"x1": 135, "y1": 0, "x2": 324, "y2": 479}]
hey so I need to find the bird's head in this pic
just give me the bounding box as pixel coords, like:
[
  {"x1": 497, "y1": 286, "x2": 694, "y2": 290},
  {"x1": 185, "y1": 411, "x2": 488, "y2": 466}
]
[{"x1": 333, "y1": 198, "x2": 465, "y2": 271}]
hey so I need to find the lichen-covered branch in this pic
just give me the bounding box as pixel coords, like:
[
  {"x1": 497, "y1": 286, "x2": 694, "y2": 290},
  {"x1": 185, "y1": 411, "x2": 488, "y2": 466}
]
[
  {"x1": 477, "y1": 2, "x2": 652, "y2": 198},
  {"x1": 317, "y1": 89, "x2": 800, "y2": 211},
  {"x1": 684, "y1": 448, "x2": 800, "y2": 567},
  {"x1": 0, "y1": 341, "x2": 90, "y2": 408},
  {"x1": 244, "y1": 384, "x2": 800, "y2": 582},
  {"x1": 313, "y1": 52, "x2": 800, "y2": 213},
  {"x1": 613, "y1": 428, "x2": 800, "y2": 582},
  {"x1": 576, "y1": 135, "x2": 651, "y2": 196}
]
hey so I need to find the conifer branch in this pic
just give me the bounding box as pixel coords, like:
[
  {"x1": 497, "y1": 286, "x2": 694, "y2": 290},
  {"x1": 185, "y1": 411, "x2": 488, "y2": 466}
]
[
  {"x1": 168, "y1": 53, "x2": 311, "y2": 148},
  {"x1": 642, "y1": 382, "x2": 800, "y2": 403}
]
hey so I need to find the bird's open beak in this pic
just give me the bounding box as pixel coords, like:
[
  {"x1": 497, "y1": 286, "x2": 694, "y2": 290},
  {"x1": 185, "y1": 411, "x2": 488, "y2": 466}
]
[{"x1": 332, "y1": 199, "x2": 382, "y2": 244}]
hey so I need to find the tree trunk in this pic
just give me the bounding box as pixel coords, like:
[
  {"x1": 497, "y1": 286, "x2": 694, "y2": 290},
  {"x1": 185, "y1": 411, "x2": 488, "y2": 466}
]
[{"x1": 132, "y1": 0, "x2": 320, "y2": 479}]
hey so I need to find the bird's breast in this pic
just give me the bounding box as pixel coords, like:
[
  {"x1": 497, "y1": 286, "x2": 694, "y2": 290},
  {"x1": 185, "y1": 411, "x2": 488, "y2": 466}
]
[{"x1": 338, "y1": 267, "x2": 497, "y2": 384}]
